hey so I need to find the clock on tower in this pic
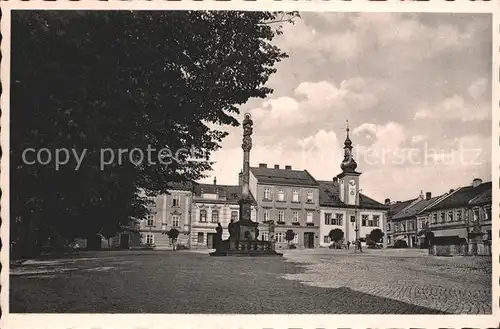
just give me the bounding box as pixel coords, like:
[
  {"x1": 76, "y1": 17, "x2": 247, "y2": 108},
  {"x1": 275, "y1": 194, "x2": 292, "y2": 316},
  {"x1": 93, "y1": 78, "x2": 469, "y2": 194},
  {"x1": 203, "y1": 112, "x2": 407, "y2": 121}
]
[{"x1": 336, "y1": 121, "x2": 362, "y2": 206}]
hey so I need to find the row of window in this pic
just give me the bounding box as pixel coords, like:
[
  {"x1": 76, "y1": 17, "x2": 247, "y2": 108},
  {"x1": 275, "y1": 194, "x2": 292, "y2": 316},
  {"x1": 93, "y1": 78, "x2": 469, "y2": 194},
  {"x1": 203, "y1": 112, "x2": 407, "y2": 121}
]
[
  {"x1": 324, "y1": 213, "x2": 343, "y2": 226},
  {"x1": 273, "y1": 232, "x2": 299, "y2": 244},
  {"x1": 199, "y1": 209, "x2": 239, "y2": 223},
  {"x1": 262, "y1": 209, "x2": 314, "y2": 224},
  {"x1": 393, "y1": 221, "x2": 416, "y2": 233},
  {"x1": 324, "y1": 213, "x2": 380, "y2": 227},
  {"x1": 146, "y1": 214, "x2": 181, "y2": 227},
  {"x1": 263, "y1": 188, "x2": 314, "y2": 203},
  {"x1": 430, "y1": 208, "x2": 489, "y2": 225}
]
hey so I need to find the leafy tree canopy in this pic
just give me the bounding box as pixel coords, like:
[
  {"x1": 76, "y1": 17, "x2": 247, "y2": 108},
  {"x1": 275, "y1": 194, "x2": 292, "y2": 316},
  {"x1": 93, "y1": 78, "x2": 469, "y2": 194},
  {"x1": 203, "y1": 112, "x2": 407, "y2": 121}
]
[
  {"x1": 368, "y1": 228, "x2": 384, "y2": 243},
  {"x1": 10, "y1": 10, "x2": 298, "y2": 256},
  {"x1": 285, "y1": 229, "x2": 295, "y2": 242},
  {"x1": 328, "y1": 229, "x2": 344, "y2": 242}
]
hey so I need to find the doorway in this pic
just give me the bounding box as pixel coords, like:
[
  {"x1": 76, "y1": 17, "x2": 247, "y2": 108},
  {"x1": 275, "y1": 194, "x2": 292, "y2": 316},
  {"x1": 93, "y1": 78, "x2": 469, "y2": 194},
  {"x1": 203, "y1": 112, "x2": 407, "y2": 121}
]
[
  {"x1": 304, "y1": 232, "x2": 315, "y2": 248},
  {"x1": 207, "y1": 233, "x2": 217, "y2": 249},
  {"x1": 120, "y1": 233, "x2": 130, "y2": 249}
]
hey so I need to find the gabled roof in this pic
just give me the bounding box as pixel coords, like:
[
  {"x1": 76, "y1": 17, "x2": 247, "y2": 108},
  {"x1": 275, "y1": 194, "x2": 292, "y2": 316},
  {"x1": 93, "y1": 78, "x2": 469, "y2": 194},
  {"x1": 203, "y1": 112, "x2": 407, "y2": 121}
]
[
  {"x1": 392, "y1": 194, "x2": 446, "y2": 220},
  {"x1": 318, "y1": 180, "x2": 387, "y2": 210},
  {"x1": 388, "y1": 199, "x2": 417, "y2": 218},
  {"x1": 426, "y1": 181, "x2": 491, "y2": 211},
  {"x1": 250, "y1": 167, "x2": 319, "y2": 187}
]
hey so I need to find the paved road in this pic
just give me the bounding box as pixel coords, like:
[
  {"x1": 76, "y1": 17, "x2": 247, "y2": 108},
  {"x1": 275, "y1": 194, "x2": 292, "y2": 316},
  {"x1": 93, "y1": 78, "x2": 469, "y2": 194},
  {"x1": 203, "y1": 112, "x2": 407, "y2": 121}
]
[
  {"x1": 10, "y1": 250, "x2": 452, "y2": 314},
  {"x1": 280, "y1": 248, "x2": 492, "y2": 314}
]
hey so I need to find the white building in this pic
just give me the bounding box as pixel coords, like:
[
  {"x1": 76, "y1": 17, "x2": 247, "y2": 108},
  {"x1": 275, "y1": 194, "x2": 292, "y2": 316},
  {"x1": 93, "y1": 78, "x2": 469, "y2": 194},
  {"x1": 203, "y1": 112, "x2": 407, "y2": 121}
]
[
  {"x1": 190, "y1": 179, "x2": 257, "y2": 249},
  {"x1": 138, "y1": 183, "x2": 193, "y2": 249},
  {"x1": 318, "y1": 125, "x2": 388, "y2": 247}
]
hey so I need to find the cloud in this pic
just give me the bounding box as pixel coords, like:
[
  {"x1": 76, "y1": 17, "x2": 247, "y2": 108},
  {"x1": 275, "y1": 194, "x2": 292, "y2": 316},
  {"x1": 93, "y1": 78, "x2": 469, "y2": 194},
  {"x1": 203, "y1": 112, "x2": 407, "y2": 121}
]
[
  {"x1": 467, "y1": 78, "x2": 488, "y2": 101},
  {"x1": 201, "y1": 13, "x2": 491, "y2": 202},
  {"x1": 411, "y1": 135, "x2": 427, "y2": 143},
  {"x1": 251, "y1": 78, "x2": 381, "y2": 136},
  {"x1": 414, "y1": 95, "x2": 489, "y2": 122}
]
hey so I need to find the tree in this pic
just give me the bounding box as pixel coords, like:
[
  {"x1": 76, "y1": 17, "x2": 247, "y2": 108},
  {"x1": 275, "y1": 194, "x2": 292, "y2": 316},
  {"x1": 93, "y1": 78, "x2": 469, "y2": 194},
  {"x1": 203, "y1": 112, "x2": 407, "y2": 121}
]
[
  {"x1": 166, "y1": 229, "x2": 180, "y2": 251},
  {"x1": 285, "y1": 229, "x2": 295, "y2": 247},
  {"x1": 368, "y1": 228, "x2": 384, "y2": 247},
  {"x1": 10, "y1": 11, "x2": 298, "y2": 257},
  {"x1": 328, "y1": 229, "x2": 344, "y2": 249}
]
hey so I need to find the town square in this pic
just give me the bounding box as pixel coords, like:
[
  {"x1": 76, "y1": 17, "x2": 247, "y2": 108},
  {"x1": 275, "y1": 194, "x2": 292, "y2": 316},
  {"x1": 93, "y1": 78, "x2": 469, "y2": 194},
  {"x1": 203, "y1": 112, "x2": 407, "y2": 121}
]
[{"x1": 5, "y1": 7, "x2": 494, "y2": 320}]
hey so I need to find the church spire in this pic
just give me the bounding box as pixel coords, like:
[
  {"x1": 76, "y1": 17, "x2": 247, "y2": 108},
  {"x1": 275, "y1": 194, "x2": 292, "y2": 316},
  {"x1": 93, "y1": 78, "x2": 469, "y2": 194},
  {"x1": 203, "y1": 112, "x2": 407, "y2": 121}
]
[
  {"x1": 344, "y1": 120, "x2": 352, "y2": 149},
  {"x1": 340, "y1": 120, "x2": 357, "y2": 173}
]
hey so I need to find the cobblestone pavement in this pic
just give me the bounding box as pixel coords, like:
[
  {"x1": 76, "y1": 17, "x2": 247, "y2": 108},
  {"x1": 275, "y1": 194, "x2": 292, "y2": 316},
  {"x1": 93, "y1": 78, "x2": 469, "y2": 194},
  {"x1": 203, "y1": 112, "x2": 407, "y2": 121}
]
[
  {"x1": 11, "y1": 250, "x2": 447, "y2": 314},
  {"x1": 279, "y1": 248, "x2": 492, "y2": 314}
]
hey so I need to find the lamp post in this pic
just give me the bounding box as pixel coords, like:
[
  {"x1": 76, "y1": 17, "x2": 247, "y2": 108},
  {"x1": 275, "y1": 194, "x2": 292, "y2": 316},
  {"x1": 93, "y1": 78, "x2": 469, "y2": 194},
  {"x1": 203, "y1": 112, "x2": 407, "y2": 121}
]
[{"x1": 354, "y1": 189, "x2": 362, "y2": 252}]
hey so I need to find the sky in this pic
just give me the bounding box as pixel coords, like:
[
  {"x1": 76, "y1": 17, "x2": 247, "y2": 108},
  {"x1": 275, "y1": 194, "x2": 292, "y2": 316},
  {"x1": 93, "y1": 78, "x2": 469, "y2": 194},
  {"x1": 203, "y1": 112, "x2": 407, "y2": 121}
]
[{"x1": 200, "y1": 12, "x2": 492, "y2": 202}]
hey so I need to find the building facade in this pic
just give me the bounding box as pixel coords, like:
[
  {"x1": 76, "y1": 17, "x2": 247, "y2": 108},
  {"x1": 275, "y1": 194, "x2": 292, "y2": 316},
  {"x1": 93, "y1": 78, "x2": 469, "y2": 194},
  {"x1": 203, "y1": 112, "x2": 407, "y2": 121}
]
[
  {"x1": 319, "y1": 126, "x2": 388, "y2": 247},
  {"x1": 421, "y1": 178, "x2": 491, "y2": 254},
  {"x1": 249, "y1": 164, "x2": 320, "y2": 249},
  {"x1": 138, "y1": 185, "x2": 193, "y2": 249},
  {"x1": 387, "y1": 178, "x2": 492, "y2": 254},
  {"x1": 190, "y1": 180, "x2": 257, "y2": 249},
  {"x1": 386, "y1": 199, "x2": 416, "y2": 247},
  {"x1": 391, "y1": 192, "x2": 447, "y2": 248}
]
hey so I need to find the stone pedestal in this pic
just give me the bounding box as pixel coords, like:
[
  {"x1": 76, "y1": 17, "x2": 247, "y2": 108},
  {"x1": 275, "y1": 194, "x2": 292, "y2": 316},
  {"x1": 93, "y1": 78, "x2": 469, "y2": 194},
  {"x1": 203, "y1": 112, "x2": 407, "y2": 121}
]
[{"x1": 210, "y1": 199, "x2": 282, "y2": 257}]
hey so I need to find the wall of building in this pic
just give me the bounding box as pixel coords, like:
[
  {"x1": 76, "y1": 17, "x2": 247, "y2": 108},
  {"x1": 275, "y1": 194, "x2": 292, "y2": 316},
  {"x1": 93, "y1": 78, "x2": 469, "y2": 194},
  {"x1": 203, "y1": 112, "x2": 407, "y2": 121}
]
[
  {"x1": 254, "y1": 184, "x2": 320, "y2": 248},
  {"x1": 319, "y1": 208, "x2": 386, "y2": 247},
  {"x1": 249, "y1": 171, "x2": 258, "y2": 200},
  {"x1": 190, "y1": 202, "x2": 257, "y2": 249},
  {"x1": 319, "y1": 208, "x2": 347, "y2": 247}
]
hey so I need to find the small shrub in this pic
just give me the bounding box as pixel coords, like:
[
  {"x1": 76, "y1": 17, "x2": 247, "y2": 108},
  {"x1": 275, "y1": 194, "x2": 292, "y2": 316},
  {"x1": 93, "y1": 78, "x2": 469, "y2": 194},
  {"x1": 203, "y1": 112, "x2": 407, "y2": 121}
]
[
  {"x1": 288, "y1": 244, "x2": 297, "y2": 249},
  {"x1": 394, "y1": 240, "x2": 408, "y2": 248},
  {"x1": 176, "y1": 244, "x2": 189, "y2": 250}
]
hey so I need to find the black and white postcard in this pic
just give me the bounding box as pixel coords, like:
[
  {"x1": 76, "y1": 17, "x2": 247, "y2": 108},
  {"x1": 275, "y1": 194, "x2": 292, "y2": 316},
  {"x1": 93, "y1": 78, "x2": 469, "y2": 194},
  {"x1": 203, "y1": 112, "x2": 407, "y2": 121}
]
[{"x1": 1, "y1": 1, "x2": 498, "y2": 329}]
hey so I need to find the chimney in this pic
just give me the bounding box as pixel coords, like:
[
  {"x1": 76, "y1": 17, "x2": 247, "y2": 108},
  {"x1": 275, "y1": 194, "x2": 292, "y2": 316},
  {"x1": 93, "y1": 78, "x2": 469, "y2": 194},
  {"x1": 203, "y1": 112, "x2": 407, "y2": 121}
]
[
  {"x1": 259, "y1": 163, "x2": 267, "y2": 168},
  {"x1": 285, "y1": 165, "x2": 292, "y2": 170},
  {"x1": 449, "y1": 189, "x2": 454, "y2": 194},
  {"x1": 384, "y1": 198, "x2": 391, "y2": 205},
  {"x1": 213, "y1": 177, "x2": 217, "y2": 186},
  {"x1": 472, "y1": 178, "x2": 482, "y2": 188},
  {"x1": 274, "y1": 164, "x2": 279, "y2": 169},
  {"x1": 425, "y1": 192, "x2": 431, "y2": 201},
  {"x1": 238, "y1": 171, "x2": 243, "y2": 186}
]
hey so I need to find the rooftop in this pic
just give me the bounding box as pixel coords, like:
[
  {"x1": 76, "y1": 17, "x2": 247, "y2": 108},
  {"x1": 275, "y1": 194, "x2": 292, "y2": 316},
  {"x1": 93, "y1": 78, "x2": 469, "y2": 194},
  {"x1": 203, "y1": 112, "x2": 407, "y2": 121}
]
[
  {"x1": 250, "y1": 166, "x2": 319, "y2": 187},
  {"x1": 468, "y1": 188, "x2": 491, "y2": 206},
  {"x1": 193, "y1": 183, "x2": 257, "y2": 205},
  {"x1": 317, "y1": 180, "x2": 387, "y2": 210},
  {"x1": 388, "y1": 199, "x2": 417, "y2": 218},
  {"x1": 425, "y1": 181, "x2": 491, "y2": 212},
  {"x1": 392, "y1": 194, "x2": 446, "y2": 220}
]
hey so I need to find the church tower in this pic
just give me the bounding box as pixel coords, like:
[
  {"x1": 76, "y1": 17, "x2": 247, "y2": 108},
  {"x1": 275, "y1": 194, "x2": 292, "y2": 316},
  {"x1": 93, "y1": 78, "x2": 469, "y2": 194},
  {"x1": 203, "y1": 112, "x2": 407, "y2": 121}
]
[{"x1": 337, "y1": 121, "x2": 361, "y2": 206}]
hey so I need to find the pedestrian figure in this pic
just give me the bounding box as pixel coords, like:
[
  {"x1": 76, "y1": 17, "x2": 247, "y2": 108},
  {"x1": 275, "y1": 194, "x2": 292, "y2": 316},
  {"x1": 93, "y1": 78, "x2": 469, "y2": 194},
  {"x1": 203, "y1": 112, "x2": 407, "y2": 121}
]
[
  {"x1": 346, "y1": 241, "x2": 351, "y2": 249},
  {"x1": 215, "y1": 222, "x2": 223, "y2": 250},
  {"x1": 357, "y1": 239, "x2": 363, "y2": 252}
]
